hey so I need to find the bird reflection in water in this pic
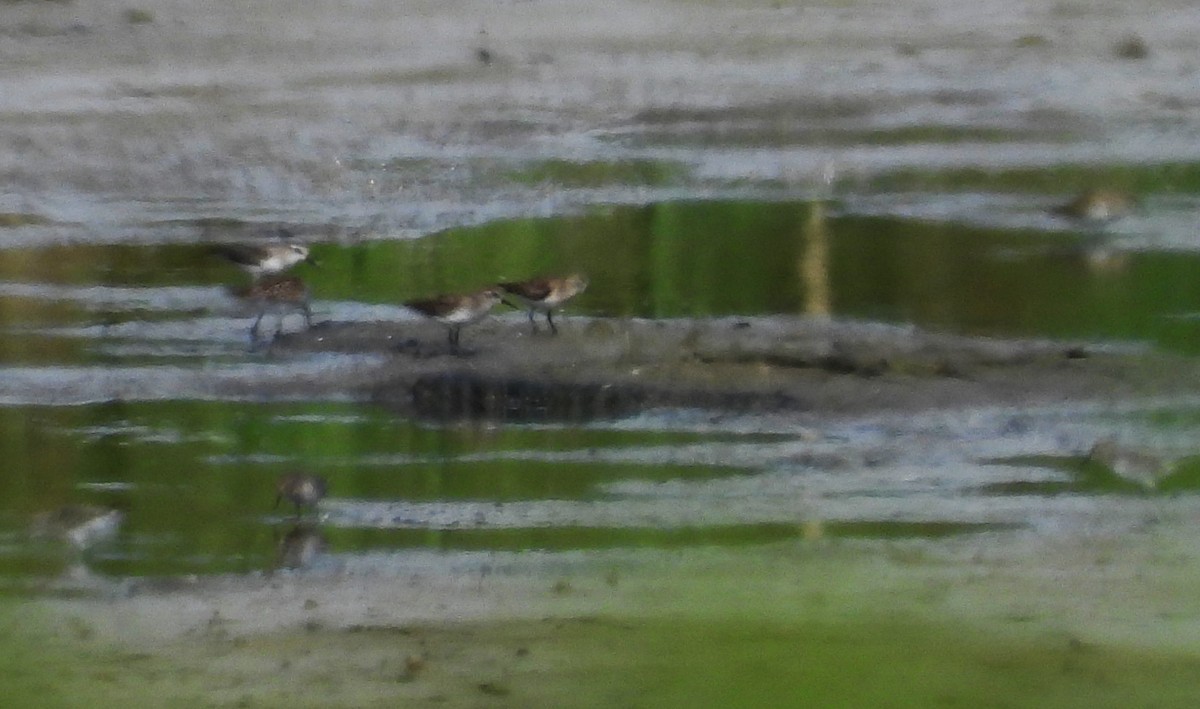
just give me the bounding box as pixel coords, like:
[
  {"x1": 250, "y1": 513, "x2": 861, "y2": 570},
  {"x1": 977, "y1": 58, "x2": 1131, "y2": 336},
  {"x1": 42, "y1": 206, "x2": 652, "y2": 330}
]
[
  {"x1": 270, "y1": 472, "x2": 331, "y2": 573},
  {"x1": 274, "y1": 522, "x2": 329, "y2": 572}
]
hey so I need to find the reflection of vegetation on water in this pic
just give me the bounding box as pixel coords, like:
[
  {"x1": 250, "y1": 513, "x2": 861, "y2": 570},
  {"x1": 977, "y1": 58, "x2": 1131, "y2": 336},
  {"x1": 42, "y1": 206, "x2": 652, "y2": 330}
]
[
  {"x1": 311, "y1": 200, "x2": 811, "y2": 318},
  {"x1": 983, "y1": 452, "x2": 1200, "y2": 496},
  {"x1": 867, "y1": 161, "x2": 1200, "y2": 194},
  {"x1": 312, "y1": 200, "x2": 813, "y2": 317},
  {"x1": 306, "y1": 199, "x2": 1200, "y2": 353},
  {"x1": 348, "y1": 460, "x2": 755, "y2": 502},
  {"x1": 0, "y1": 401, "x2": 779, "y2": 578},
  {"x1": 5, "y1": 196, "x2": 1200, "y2": 352},
  {"x1": 0, "y1": 244, "x2": 220, "y2": 286}
]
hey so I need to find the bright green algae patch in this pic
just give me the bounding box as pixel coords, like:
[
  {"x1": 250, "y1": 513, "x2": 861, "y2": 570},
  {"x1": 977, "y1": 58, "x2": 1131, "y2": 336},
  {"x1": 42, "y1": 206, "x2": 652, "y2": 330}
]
[
  {"x1": 9, "y1": 528, "x2": 1200, "y2": 707},
  {"x1": 6, "y1": 600, "x2": 1200, "y2": 708},
  {"x1": 628, "y1": 619, "x2": 1200, "y2": 709}
]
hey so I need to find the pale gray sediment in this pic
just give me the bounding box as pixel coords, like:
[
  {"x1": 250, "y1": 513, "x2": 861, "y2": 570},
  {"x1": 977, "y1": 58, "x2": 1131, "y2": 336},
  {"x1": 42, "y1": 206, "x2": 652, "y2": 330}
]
[
  {"x1": 270, "y1": 313, "x2": 1194, "y2": 422},
  {"x1": 6, "y1": 0, "x2": 1200, "y2": 704}
]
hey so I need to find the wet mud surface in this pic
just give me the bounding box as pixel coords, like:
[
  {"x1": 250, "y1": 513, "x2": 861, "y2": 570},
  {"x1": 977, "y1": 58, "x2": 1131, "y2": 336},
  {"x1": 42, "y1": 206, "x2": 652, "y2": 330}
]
[
  {"x1": 6, "y1": 0, "x2": 1200, "y2": 706},
  {"x1": 282, "y1": 313, "x2": 1195, "y2": 422}
]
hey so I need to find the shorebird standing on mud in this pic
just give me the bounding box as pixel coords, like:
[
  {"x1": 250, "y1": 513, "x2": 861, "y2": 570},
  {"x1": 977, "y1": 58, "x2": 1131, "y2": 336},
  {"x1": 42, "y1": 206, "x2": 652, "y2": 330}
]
[
  {"x1": 405, "y1": 287, "x2": 504, "y2": 354},
  {"x1": 231, "y1": 274, "x2": 313, "y2": 341},
  {"x1": 214, "y1": 242, "x2": 316, "y2": 279},
  {"x1": 498, "y1": 273, "x2": 588, "y2": 334},
  {"x1": 1050, "y1": 188, "x2": 1136, "y2": 225},
  {"x1": 274, "y1": 471, "x2": 328, "y2": 516}
]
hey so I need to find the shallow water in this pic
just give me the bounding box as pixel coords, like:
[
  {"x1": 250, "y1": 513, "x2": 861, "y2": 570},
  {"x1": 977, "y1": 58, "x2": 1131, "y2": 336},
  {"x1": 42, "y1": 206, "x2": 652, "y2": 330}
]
[
  {"x1": 4, "y1": 195, "x2": 1200, "y2": 379},
  {"x1": 4, "y1": 1, "x2": 1200, "y2": 705},
  {"x1": 4, "y1": 193, "x2": 1200, "y2": 583},
  {"x1": 3, "y1": 393, "x2": 1199, "y2": 583}
]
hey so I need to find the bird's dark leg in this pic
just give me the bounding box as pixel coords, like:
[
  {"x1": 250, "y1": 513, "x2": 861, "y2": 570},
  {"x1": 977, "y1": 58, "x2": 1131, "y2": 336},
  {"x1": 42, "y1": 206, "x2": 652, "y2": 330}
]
[
  {"x1": 527, "y1": 309, "x2": 538, "y2": 334},
  {"x1": 448, "y1": 325, "x2": 461, "y2": 354},
  {"x1": 547, "y1": 310, "x2": 558, "y2": 335},
  {"x1": 250, "y1": 310, "x2": 266, "y2": 339},
  {"x1": 302, "y1": 303, "x2": 313, "y2": 329}
]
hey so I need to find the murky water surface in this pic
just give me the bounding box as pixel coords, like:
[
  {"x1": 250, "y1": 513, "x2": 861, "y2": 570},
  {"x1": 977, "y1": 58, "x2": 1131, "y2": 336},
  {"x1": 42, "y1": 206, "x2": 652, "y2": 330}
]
[
  {"x1": 4, "y1": 193, "x2": 1200, "y2": 582},
  {"x1": 5, "y1": 191, "x2": 1200, "y2": 370},
  {"x1": 2, "y1": 393, "x2": 1199, "y2": 583},
  {"x1": 7, "y1": 2, "x2": 1200, "y2": 705}
]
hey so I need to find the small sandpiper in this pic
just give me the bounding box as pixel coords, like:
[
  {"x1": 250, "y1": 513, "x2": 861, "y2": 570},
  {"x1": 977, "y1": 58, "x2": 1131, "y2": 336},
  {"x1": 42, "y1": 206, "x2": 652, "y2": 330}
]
[
  {"x1": 498, "y1": 274, "x2": 589, "y2": 335},
  {"x1": 1086, "y1": 437, "x2": 1173, "y2": 489},
  {"x1": 274, "y1": 471, "x2": 328, "y2": 515},
  {"x1": 275, "y1": 523, "x2": 328, "y2": 570},
  {"x1": 231, "y1": 274, "x2": 313, "y2": 341},
  {"x1": 405, "y1": 287, "x2": 504, "y2": 353},
  {"x1": 30, "y1": 504, "x2": 123, "y2": 550},
  {"x1": 1050, "y1": 189, "x2": 1136, "y2": 225},
  {"x1": 214, "y1": 242, "x2": 315, "y2": 279}
]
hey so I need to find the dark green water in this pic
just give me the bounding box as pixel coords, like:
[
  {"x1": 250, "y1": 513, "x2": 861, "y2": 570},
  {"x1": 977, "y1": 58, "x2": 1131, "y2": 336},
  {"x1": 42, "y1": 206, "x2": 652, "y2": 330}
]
[
  {"x1": 0, "y1": 398, "x2": 1029, "y2": 581},
  {"x1": 319, "y1": 202, "x2": 1194, "y2": 348},
  {"x1": 0, "y1": 400, "x2": 797, "y2": 578},
  {"x1": 3, "y1": 198, "x2": 1200, "y2": 581},
  {"x1": 11, "y1": 199, "x2": 1200, "y2": 354},
  {"x1": 307, "y1": 199, "x2": 1200, "y2": 354}
]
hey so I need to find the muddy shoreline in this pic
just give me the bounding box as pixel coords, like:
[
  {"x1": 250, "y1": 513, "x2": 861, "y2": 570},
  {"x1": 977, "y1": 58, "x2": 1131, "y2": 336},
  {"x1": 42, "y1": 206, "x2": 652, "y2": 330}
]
[
  {"x1": 6, "y1": 0, "x2": 1200, "y2": 705},
  {"x1": 269, "y1": 313, "x2": 1194, "y2": 422}
]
